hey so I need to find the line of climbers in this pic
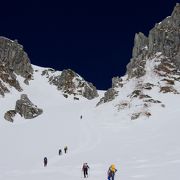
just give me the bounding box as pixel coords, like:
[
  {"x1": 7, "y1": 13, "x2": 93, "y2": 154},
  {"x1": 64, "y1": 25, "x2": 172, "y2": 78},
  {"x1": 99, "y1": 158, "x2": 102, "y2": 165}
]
[
  {"x1": 43, "y1": 115, "x2": 118, "y2": 179},
  {"x1": 44, "y1": 156, "x2": 117, "y2": 180},
  {"x1": 43, "y1": 146, "x2": 68, "y2": 167}
]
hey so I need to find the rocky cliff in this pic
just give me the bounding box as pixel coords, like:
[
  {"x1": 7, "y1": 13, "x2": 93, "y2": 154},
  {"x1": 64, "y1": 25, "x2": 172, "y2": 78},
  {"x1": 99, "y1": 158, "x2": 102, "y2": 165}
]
[
  {"x1": 0, "y1": 37, "x2": 33, "y2": 96},
  {"x1": 0, "y1": 37, "x2": 99, "y2": 122},
  {"x1": 126, "y1": 3, "x2": 180, "y2": 78},
  {"x1": 41, "y1": 68, "x2": 99, "y2": 100},
  {"x1": 0, "y1": 37, "x2": 98, "y2": 101},
  {"x1": 97, "y1": 3, "x2": 180, "y2": 120}
]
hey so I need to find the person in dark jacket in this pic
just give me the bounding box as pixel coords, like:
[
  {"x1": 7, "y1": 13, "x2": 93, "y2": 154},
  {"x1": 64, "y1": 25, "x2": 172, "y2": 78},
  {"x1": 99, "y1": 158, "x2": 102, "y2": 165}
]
[
  {"x1": 44, "y1": 157, "x2": 48, "y2": 167},
  {"x1": 64, "y1": 146, "x2": 68, "y2": 153},
  {"x1": 59, "y1": 149, "x2": 62, "y2": 155},
  {"x1": 107, "y1": 164, "x2": 117, "y2": 180},
  {"x1": 82, "y1": 163, "x2": 90, "y2": 178}
]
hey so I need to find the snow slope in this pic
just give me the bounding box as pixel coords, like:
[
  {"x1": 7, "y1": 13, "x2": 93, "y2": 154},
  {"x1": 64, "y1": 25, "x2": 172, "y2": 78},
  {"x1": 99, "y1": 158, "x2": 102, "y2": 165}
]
[{"x1": 0, "y1": 65, "x2": 180, "y2": 180}]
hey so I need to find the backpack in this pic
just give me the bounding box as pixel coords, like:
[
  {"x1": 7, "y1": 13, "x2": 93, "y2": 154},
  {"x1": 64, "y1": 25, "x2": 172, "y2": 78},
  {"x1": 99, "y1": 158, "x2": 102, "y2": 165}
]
[{"x1": 83, "y1": 163, "x2": 88, "y2": 169}]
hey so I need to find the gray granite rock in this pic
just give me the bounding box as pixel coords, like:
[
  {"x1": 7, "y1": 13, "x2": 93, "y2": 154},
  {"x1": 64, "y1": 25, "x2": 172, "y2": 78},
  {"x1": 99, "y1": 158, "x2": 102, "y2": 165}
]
[
  {"x1": 126, "y1": 3, "x2": 180, "y2": 79},
  {"x1": 0, "y1": 37, "x2": 33, "y2": 78},
  {"x1": 45, "y1": 69, "x2": 99, "y2": 100},
  {"x1": 4, "y1": 110, "x2": 16, "y2": 122},
  {"x1": 112, "y1": 77, "x2": 123, "y2": 88},
  {"x1": 97, "y1": 88, "x2": 118, "y2": 106},
  {"x1": 0, "y1": 37, "x2": 33, "y2": 96},
  {"x1": 15, "y1": 94, "x2": 43, "y2": 119}
]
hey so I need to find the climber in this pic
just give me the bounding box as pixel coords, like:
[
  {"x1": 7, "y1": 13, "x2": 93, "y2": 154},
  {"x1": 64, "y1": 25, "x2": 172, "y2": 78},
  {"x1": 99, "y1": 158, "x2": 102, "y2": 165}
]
[
  {"x1": 64, "y1": 146, "x2": 68, "y2": 153},
  {"x1": 59, "y1": 149, "x2": 62, "y2": 155},
  {"x1": 44, "y1": 157, "x2": 48, "y2": 167},
  {"x1": 107, "y1": 164, "x2": 117, "y2": 180},
  {"x1": 82, "y1": 163, "x2": 90, "y2": 178}
]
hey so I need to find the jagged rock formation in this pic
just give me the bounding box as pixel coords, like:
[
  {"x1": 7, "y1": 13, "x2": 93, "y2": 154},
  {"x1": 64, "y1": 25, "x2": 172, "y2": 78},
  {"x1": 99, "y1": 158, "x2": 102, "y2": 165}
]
[
  {"x1": 0, "y1": 36, "x2": 98, "y2": 100},
  {"x1": 15, "y1": 94, "x2": 43, "y2": 119},
  {"x1": 0, "y1": 37, "x2": 33, "y2": 97},
  {"x1": 0, "y1": 37, "x2": 33, "y2": 77},
  {"x1": 4, "y1": 94, "x2": 43, "y2": 122},
  {"x1": 97, "y1": 77, "x2": 123, "y2": 106},
  {"x1": 112, "y1": 77, "x2": 123, "y2": 88},
  {"x1": 42, "y1": 69, "x2": 99, "y2": 100},
  {"x1": 97, "y1": 88, "x2": 118, "y2": 106},
  {"x1": 126, "y1": 3, "x2": 180, "y2": 78},
  {"x1": 97, "y1": 3, "x2": 180, "y2": 120}
]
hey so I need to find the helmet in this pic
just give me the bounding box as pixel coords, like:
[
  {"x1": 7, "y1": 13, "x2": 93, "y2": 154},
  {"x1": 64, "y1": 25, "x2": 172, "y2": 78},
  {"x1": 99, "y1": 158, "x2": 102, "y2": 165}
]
[{"x1": 111, "y1": 164, "x2": 115, "y2": 168}]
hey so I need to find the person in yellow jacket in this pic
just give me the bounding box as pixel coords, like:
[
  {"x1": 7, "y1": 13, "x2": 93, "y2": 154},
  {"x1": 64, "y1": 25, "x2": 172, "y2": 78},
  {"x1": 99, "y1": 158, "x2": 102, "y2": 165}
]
[{"x1": 107, "y1": 164, "x2": 117, "y2": 180}]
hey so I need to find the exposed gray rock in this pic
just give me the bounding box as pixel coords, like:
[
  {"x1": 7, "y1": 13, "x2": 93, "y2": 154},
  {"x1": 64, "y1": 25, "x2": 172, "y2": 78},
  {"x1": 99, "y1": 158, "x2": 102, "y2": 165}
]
[
  {"x1": 0, "y1": 63, "x2": 22, "y2": 92},
  {"x1": 130, "y1": 89, "x2": 142, "y2": 98},
  {"x1": 116, "y1": 100, "x2": 130, "y2": 111},
  {"x1": 0, "y1": 80, "x2": 9, "y2": 96},
  {"x1": 0, "y1": 37, "x2": 33, "y2": 96},
  {"x1": 44, "y1": 69, "x2": 99, "y2": 100},
  {"x1": 131, "y1": 111, "x2": 151, "y2": 120},
  {"x1": 144, "y1": 99, "x2": 162, "y2": 104},
  {"x1": 142, "y1": 83, "x2": 155, "y2": 90},
  {"x1": 132, "y1": 32, "x2": 148, "y2": 59},
  {"x1": 126, "y1": 3, "x2": 180, "y2": 78},
  {"x1": 41, "y1": 68, "x2": 55, "y2": 78},
  {"x1": 15, "y1": 94, "x2": 43, "y2": 119},
  {"x1": 83, "y1": 82, "x2": 99, "y2": 100},
  {"x1": 159, "y1": 86, "x2": 179, "y2": 94},
  {"x1": 97, "y1": 77, "x2": 123, "y2": 105},
  {"x1": 4, "y1": 110, "x2": 16, "y2": 122},
  {"x1": 112, "y1": 77, "x2": 123, "y2": 88},
  {"x1": 0, "y1": 37, "x2": 33, "y2": 78},
  {"x1": 97, "y1": 88, "x2": 118, "y2": 106},
  {"x1": 131, "y1": 112, "x2": 141, "y2": 120}
]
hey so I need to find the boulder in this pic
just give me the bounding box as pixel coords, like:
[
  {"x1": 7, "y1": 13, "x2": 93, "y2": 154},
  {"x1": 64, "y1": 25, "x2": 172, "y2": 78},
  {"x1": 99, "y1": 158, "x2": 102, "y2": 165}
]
[
  {"x1": 15, "y1": 94, "x2": 43, "y2": 119},
  {"x1": 4, "y1": 110, "x2": 16, "y2": 122}
]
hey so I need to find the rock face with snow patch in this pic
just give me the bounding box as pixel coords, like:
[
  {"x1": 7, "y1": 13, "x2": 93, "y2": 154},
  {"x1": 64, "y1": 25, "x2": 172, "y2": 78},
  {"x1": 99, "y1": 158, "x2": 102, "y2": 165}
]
[
  {"x1": 96, "y1": 3, "x2": 180, "y2": 120},
  {"x1": 0, "y1": 37, "x2": 33, "y2": 77},
  {"x1": 0, "y1": 37, "x2": 33, "y2": 97},
  {"x1": 97, "y1": 76, "x2": 124, "y2": 106},
  {"x1": 97, "y1": 88, "x2": 118, "y2": 106},
  {"x1": 42, "y1": 69, "x2": 99, "y2": 100},
  {"x1": 126, "y1": 3, "x2": 180, "y2": 79},
  {"x1": 15, "y1": 94, "x2": 43, "y2": 119}
]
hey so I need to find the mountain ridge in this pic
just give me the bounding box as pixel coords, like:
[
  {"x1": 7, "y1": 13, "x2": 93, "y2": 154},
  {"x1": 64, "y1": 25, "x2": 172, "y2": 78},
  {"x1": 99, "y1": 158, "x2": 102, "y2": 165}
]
[{"x1": 0, "y1": 3, "x2": 179, "y2": 122}]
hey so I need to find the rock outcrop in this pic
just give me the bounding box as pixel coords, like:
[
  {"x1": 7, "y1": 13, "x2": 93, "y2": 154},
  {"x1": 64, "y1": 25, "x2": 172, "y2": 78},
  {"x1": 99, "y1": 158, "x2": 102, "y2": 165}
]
[
  {"x1": 15, "y1": 94, "x2": 43, "y2": 119},
  {"x1": 4, "y1": 94, "x2": 43, "y2": 122},
  {"x1": 0, "y1": 37, "x2": 33, "y2": 78},
  {"x1": 97, "y1": 88, "x2": 118, "y2": 106},
  {"x1": 112, "y1": 77, "x2": 123, "y2": 88},
  {"x1": 126, "y1": 3, "x2": 180, "y2": 78},
  {"x1": 4, "y1": 110, "x2": 16, "y2": 122},
  {"x1": 97, "y1": 4, "x2": 180, "y2": 122},
  {"x1": 42, "y1": 69, "x2": 99, "y2": 100},
  {"x1": 0, "y1": 37, "x2": 33, "y2": 97}
]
